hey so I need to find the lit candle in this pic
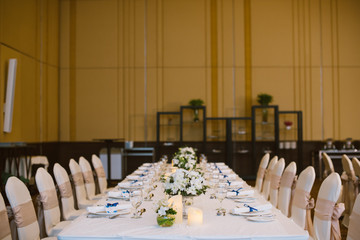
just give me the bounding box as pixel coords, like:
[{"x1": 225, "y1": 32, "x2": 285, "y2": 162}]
[
  {"x1": 168, "y1": 195, "x2": 183, "y2": 224},
  {"x1": 187, "y1": 207, "x2": 203, "y2": 226}
]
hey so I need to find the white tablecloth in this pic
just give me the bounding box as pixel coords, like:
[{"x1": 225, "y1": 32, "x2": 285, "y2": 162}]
[{"x1": 58, "y1": 174, "x2": 308, "y2": 240}]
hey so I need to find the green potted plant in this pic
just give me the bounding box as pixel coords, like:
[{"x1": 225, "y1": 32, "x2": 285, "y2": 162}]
[
  {"x1": 188, "y1": 99, "x2": 204, "y2": 122},
  {"x1": 256, "y1": 93, "x2": 273, "y2": 123}
]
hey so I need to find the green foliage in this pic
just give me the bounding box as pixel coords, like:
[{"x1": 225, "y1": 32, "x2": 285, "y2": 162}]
[
  {"x1": 188, "y1": 99, "x2": 204, "y2": 106},
  {"x1": 257, "y1": 93, "x2": 273, "y2": 105}
]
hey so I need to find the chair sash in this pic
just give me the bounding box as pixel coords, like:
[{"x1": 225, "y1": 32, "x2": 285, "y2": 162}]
[
  {"x1": 293, "y1": 188, "x2": 315, "y2": 235},
  {"x1": 270, "y1": 174, "x2": 281, "y2": 190},
  {"x1": 59, "y1": 181, "x2": 73, "y2": 198},
  {"x1": 72, "y1": 172, "x2": 85, "y2": 186},
  {"x1": 95, "y1": 167, "x2": 106, "y2": 178},
  {"x1": 0, "y1": 209, "x2": 11, "y2": 239},
  {"x1": 314, "y1": 198, "x2": 345, "y2": 240},
  {"x1": 12, "y1": 201, "x2": 37, "y2": 228},
  {"x1": 348, "y1": 211, "x2": 360, "y2": 239},
  {"x1": 39, "y1": 189, "x2": 59, "y2": 210},
  {"x1": 83, "y1": 171, "x2": 94, "y2": 184},
  {"x1": 341, "y1": 170, "x2": 358, "y2": 216}
]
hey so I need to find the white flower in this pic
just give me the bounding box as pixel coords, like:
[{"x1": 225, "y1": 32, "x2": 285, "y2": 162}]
[{"x1": 157, "y1": 206, "x2": 169, "y2": 216}]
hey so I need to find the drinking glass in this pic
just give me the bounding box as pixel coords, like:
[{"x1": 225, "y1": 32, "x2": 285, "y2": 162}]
[
  {"x1": 130, "y1": 190, "x2": 143, "y2": 218},
  {"x1": 216, "y1": 187, "x2": 227, "y2": 212}
]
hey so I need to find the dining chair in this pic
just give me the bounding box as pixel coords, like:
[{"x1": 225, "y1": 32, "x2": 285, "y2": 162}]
[
  {"x1": 347, "y1": 193, "x2": 360, "y2": 240},
  {"x1": 91, "y1": 154, "x2": 112, "y2": 194},
  {"x1": 69, "y1": 159, "x2": 97, "y2": 209},
  {"x1": 262, "y1": 155, "x2": 278, "y2": 200},
  {"x1": 53, "y1": 163, "x2": 86, "y2": 220},
  {"x1": 255, "y1": 153, "x2": 270, "y2": 192},
  {"x1": 291, "y1": 166, "x2": 316, "y2": 237},
  {"x1": 269, "y1": 158, "x2": 285, "y2": 208},
  {"x1": 322, "y1": 152, "x2": 335, "y2": 179},
  {"x1": 35, "y1": 168, "x2": 71, "y2": 237},
  {"x1": 79, "y1": 156, "x2": 104, "y2": 200},
  {"x1": 313, "y1": 172, "x2": 344, "y2": 240},
  {"x1": 341, "y1": 154, "x2": 357, "y2": 227},
  {"x1": 278, "y1": 161, "x2": 297, "y2": 217},
  {"x1": 0, "y1": 192, "x2": 11, "y2": 240},
  {"x1": 5, "y1": 176, "x2": 57, "y2": 240},
  {"x1": 352, "y1": 157, "x2": 360, "y2": 196}
]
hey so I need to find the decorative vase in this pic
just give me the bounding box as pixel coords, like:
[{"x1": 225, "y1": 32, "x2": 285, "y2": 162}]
[
  {"x1": 261, "y1": 107, "x2": 268, "y2": 123},
  {"x1": 157, "y1": 215, "x2": 175, "y2": 227},
  {"x1": 182, "y1": 196, "x2": 194, "y2": 219},
  {"x1": 193, "y1": 109, "x2": 200, "y2": 122}
]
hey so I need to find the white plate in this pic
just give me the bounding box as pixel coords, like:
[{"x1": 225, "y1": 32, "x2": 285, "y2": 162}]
[
  {"x1": 88, "y1": 209, "x2": 131, "y2": 216},
  {"x1": 235, "y1": 198, "x2": 256, "y2": 203},
  {"x1": 232, "y1": 210, "x2": 272, "y2": 216},
  {"x1": 246, "y1": 216, "x2": 274, "y2": 222},
  {"x1": 227, "y1": 195, "x2": 253, "y2": 199}
]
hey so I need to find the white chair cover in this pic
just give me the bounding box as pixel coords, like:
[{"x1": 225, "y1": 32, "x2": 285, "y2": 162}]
[
  {"x1": 0, "y1": 192, "x2": 11, "y2": 240},
  {"x1": 313, "y1": 173, "x2": 344, "y2": 240},
  {"x1": 347, "y1": 193, "x2": 360, "y2": 240},
  {"x1": 91, "y1": 154, "x2": 108, "y2": 194},
  {"x1": 35, "y1": 168, "x2": 71, "y2": 237},
  {"x1": 53, "y1": 163, "x2": 85, "y2": 220},
  {"x1": 269, "y1": 158, "x2": 285, "y2": 207},
  {"x1": 79, "y1": 156, "x2": 103, "y2": 200},
  {"x1": 255, "y1": 153, "x2": 270, "y2": 192},
  {"x1": 69, "y1": 159, "x2": 97, "y2": 209},
  {"x1": 352, "y1": 158, "x2": 360, "y2": 197},
  {"x1": 262, "y1": 156, "x2": 278, "y2": 200},
  {"x1": 5, "y1": 176, "x2": 40, "y2": 240},
  {"x1": 341, "y1": 154, "x2": 356, "y2": 227},
  {"x1": 322, "y1": 152, "x2": 335, "y2": 178},
  {"x1": 278, "y1": 161, "x2": 297, "y2": 217},
  {"x1": 291, "y1": 166, "x2": 315, "y2": 234}
]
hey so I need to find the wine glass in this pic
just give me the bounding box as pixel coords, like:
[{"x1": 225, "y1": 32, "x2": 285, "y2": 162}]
[
  {"x1": 216, "y1": 187, "x2": 227, "y2": 214},
  {"x1": 130, "y1": 189, "x2": 143, "y2": 218},
  {"x1": 143, "y1": 185, "x2": 153, "y2": 201}
]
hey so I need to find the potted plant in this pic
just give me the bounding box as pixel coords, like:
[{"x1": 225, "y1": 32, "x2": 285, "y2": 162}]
[
  {"x1": 188, "y1": 99, "x2": 204, "y2": 122},
  {"x1": 256, "y1": 93, "x2": 273, "y2": 123}
]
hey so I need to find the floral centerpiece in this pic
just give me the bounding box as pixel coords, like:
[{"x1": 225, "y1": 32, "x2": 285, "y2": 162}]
[
  {"x1": 164, "y1": 168, "x2": 208, "y2": 196},
  {"x1": 156, "y1": 198, "x2": 177, "y2": 227},
  {"x1": 172, "y1": 147, "x2": 197, "y2": 170}
]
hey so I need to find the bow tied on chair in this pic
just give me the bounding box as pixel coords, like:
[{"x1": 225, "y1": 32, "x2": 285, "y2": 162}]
[{"x1": 315, "y1": 198, "x2": 345, "y2": 240}]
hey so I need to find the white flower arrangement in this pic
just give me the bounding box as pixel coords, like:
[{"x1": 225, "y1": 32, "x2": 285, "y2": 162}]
[
  {"x1": 172, "y1": 147, "x2": 197, "y2": 170},
  {"x1": 164, "y1": 168, "x2": 208, "y2": 196}
]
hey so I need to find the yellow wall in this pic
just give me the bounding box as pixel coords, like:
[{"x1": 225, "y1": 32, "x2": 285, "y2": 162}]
[
  {"x1": 0, "y1": 0, "x2": 59, "y2": 142},
  {"x1": 2, "y1": 0, "x2": 358, "y2": 143},
  {"x1": 59, "y1": 0, "x2": 360, "y2": 142}
]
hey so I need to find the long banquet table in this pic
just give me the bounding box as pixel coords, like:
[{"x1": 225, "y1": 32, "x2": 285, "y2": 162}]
[{"x1": 58, "y1": 164, "x2": 308, "y2": 240}]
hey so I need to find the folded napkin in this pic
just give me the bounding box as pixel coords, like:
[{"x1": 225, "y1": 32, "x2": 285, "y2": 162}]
[
  {"x1": 217, "y1": 165, "x2": 229, "y2": 170},
  {"x1": 142, "y1": 163, "x2": 152, "y2": 167},
  {"x1": 118, "y1": 180, "x2": 143, "y2": 188},
  {"x1": 227, "y1": 189, "x2": 254, "y2": 197},
  {"x1": 225, "y1": 180, "x2": 243, "y2": 188},
  {"x1": 138, "y1": 166, "x2": 151, "y2": 170},
  {"x1": 87, "y1": 202, "x2": 132, "y2": 214},
  {"x1": 133, "y1": 170, "x2": 145, "y2": 175},
  {"x1": 127, "y1": 174, "x2": 147, "y2": 180},
  {"x1": 213, "y1": 169, "x2": 232, "y2": 174},
  {"x1": 220, "y1": 174, "x2": 237, "y2": 180},
  {"x1": 107, "y1": 190, "x2": 141, "y2": 198},
  {"x1": 214, "y1": 162, "x2": 225, "y2": 166},
  {"x1": 231, "y1": 203, "x2": 272, "y2": 214}
]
